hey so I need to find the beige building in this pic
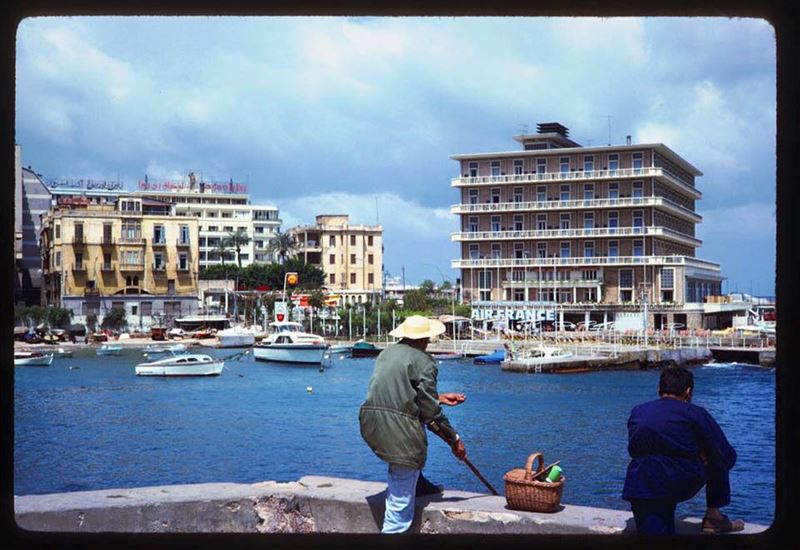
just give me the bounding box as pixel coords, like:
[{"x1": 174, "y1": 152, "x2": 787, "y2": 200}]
[
  {"x1": 40, "y1": 195, "x2": 200, "y2": 328},
  {"x1": 451, "y1": 122, "x2": 725, "y2": 330},
  {"x1": 290, "y1": 215, "x2": 383, "y2": 306}
]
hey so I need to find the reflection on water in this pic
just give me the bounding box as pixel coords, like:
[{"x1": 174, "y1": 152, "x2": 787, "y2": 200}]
[{"x1": 14, "y1": 347, "x2": 775, "y2": 525}]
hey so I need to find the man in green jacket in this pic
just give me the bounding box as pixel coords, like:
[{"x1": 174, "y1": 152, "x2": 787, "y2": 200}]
[{"x1": 359, "y1": 315, "x2": 467, "y2": 534}]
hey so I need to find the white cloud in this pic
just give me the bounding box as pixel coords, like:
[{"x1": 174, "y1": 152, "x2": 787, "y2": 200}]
[{"x1": 697, "y1": 202, "x2": 776, "y2": 242}]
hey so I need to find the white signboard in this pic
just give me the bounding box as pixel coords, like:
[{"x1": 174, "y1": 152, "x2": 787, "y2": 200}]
[{"x1": 274, "y1": 301, "x2": 288, "y2": 322}]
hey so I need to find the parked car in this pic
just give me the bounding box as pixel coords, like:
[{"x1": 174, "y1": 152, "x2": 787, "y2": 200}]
[{"x1": 590, "y1": 321, "x2": 616, "y2": 331}]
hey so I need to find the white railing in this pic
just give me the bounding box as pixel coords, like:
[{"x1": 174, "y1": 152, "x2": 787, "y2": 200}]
[
  {"x1": 451, "y1": 167, "x2": 701, "y2": 198},
  {"x1": 503, "y1": 279, "x2": 604, "y2": 288},
  {"x1": 452, "y1": 225, "x2": 701, "y2": 246},
  {"x1": 451, "y1": 196, "x2": 701, "y2": 222},
  {"x1": 452, "y1": 255, "x2": 721, "y2": 271}
]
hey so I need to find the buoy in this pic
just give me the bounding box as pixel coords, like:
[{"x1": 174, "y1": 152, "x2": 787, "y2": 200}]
[
  {"x1": 307, "y1": 386, "x2": 313, "y2": 393},
  {"x1": 69, "y1": 366, "x2": 80, "y2": 370}
]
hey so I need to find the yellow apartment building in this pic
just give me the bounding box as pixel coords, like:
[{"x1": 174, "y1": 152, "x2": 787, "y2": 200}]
[{"x1": 40, "y1": 195, "x2": 200, "y2": 328}]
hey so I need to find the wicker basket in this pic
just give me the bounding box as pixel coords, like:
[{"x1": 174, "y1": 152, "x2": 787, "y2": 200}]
[{"x1": 503, "y1": 452, "x2": 565, "y2": 513}]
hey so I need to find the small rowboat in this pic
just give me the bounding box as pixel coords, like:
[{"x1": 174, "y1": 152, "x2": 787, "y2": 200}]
[{"x1": 14, "y1": 351, "x2": 54, "y2": 366}]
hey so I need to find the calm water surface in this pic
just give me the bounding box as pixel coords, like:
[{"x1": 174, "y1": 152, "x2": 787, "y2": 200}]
[{"x1": 14, "y1": 346, "x2": 775, "y2": 526}]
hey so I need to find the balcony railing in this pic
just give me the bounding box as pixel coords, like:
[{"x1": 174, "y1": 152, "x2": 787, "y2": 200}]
[
  {"x1": 119, "y1": 261, "x2": 145, "y2": 271},
  {"x1": 119, "y1": 237, "x2": 146, "y2": 245},
  {"x1": 452, "y1": 255, "x2": 721, "y2": 271},
  {"x1": 451, "y1": 196, "x2": 701, "y2": 222},
  {"x1": 451, "y1": 167, "x2": 701, "y2": 199},
  {"x1": 503, "y1": 278, "x2": 604, "y2": 289},
  {"x1": 452, "y1": 226, "x2": 701, "y2": 246},
  {"x1": 177, "y1": 264, "x2": 191, "y2": 272},
  {"x1": 153, "y1": 263, "x2": 167, "y2": 272},
  {"x1": 100, "y1": 262, "x2": 115, "y2": 271},
  {"x1": 72, "y1": 234, "x2": 86, "y2": 245},
  {"x1": 176, "y1": 238, "x2": 191, "y2": 247},
  {"x1": 151, "y1": 238, "x2": 168, "y2": 247},
  {"x1": 71, "y1": 262, "x2": 86, "y2": 272},
  {"x1": 100, "y1": 235, "x2": 116, "y2": 245}
]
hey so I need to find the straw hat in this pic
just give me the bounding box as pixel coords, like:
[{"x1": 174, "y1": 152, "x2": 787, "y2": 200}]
[{"x1": 390, "y1": 315, "x2": 446, "y2": 340}]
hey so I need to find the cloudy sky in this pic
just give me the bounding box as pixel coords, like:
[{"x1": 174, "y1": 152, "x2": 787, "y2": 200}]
[{"x1": 15, "y1": 16, "x2": 776, "y2": 295}]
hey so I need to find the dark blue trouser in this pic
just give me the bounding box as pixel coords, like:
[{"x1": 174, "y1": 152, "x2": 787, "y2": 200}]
[{"x1": 630, "y1": 462, "x2": 731, "y2": 534}]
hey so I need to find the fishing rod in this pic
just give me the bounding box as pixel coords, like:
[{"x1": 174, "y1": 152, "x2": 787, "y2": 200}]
[{"x1": 427, "y1": 420, "x2": 499, "y2": 496}]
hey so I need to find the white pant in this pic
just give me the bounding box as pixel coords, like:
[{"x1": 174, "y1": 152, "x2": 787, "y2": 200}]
[{"x1": 382, "y1": 464, "x2": 421, "y2": 534}]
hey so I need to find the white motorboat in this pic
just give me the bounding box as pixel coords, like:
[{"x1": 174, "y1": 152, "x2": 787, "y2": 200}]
[
  {"x1": 96, "y1": 344, "x2": 123, "y2": 356},
  {"x1": 253, "y1": 321, "x2": 329, "y2": 364},
  {"x1": 55, "y1": 347, "x2": 73, "y2": 358},
  {"x1": 14, "y1": 351, "x2": 54, "y2": 366},
  {"x1": 510, "y1": 346, "x2": 574, "y2": 365},
  {"x1": 217, "y1": 326, "x2": 256, "y2": 348},
  {"x1": 135, "y1": 353, "x2": 224, "y2": 377},
  {"x1": 431, "y1": 352, "x2": 465, "y2": 361}
]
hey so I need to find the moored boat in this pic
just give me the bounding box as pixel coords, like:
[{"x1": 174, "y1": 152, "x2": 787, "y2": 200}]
[
  {"x1": 431, "y1": 351, "x2": 465, "y2": 361},
  {"x1": 96, "y1": 344, "x2": 123, "y2": 356},
  {"x1": 216, "y1": 326, "x2": 256, "y2": 348},
  {"x1": 143, "y1": 343, "x2": 188, "y2": 356},
  {"x1": 507, "y1": 346, "x2": 574, "y2": 366},
  {"x1": 253, "y1": 321, "x2": 328, "y2": 364},
  {"x1": 350, "y1": 340, "x2": 383, "y2": 358},
  {"x1": 55, "y1": 347, "x2": 74, "y2": 358},
  {"x1": 135, "y1": 353, "x2": 224, "y2": 377},
  {"x1": 473, "y1": 348, "x2": 506, "y2": 364},
  {"x1": 14, "y1": 351, "x2": 54, "y2": 367}
]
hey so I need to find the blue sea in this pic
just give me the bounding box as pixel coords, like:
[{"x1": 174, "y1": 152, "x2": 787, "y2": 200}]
[{"x1": 14, "y1": 346, "x2": 775, "y2": 526}]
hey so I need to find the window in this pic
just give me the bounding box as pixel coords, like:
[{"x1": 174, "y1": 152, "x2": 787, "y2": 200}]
[
  {"x1": 75, "y1": 251, "x2": 83, "y2": 265},
  {"x1": 513, "y1": 160, "x2": 524, "y2": 175},
  {"x1": 537, "y1": 158, "x2": 547, "y2": 174},
  {"x1": 55, "y1": 251, "x2": 61, "y2": 267},
  {"x1": 633, "y1": 181, "x2": 644, "y2": 198},
  {"x1": 513, "y1": 187, "x2": 523, "y2": 202},
  {"x1": 164, "y1": 300, "x2": 180, "y2": 314},
  {"x1": 608, "y1": 153, "x2": 619, "y2": 172},
  {"x1": 112, "y1": 301, "x2": 125, "y2": 311},
  {"x1": 468, "y1": 217, "x2": 478, "y2": 233},
  {"x1": 255, "y1": 227, "x2": 264, "y2": 234},
  {"x1": 223, "y1": 226, "x2": 233, "y2": 232},
  {"x1": 633, "y1": 210, "x2": 644, "y2": 229},
  {"x1": 140, "y1": 301, "x2": 152, "y2": 316},
  {"x1": 537, "y1": 242, "x2": 547, "y2": 258},
  {"x1": 608, "y1": 211, "x2": 619, "y2": 229},
  {"x1": 330, "y1": 273, "x2": 336, "y2": 285},
  {"x1": 350, "y1": 273, "x2": 356, "y2": 285},
  {"x1": 469, "y1": 189, "x2": 479, "y2": 204},
  {"x1": 491, "y1": 216, "x2": 501, "y2": 232},
  {"x1": 559, "y1": 157, "x2": 570, "y2": 173},
  {"x1": 131, "y1": 305, "x2": 138, "y2": 316},
  {"x1": 329, "y1": 235, "x2": 336, "y2": 247},
  {"x1": 661, "y1": 268, "x2": 674, "y2": 289},
  {"x1": 55, "y1": 224, "x2": 61, "y2": 239},
  {"x1": 491, "y1": 161, "x2": 501, "y2": 176},
  {"x1": 583, "y1": 155, "x2": 594, "y2": 174},
  {"x1": 491, "y1": 243, "x2": 501, "y2": 259},
  {"x1": 620, "y1": 269, "x2": 634, "y2": 288},
  {"x1": 633, "y1": 239, "x2": 644, "y2": 256},
  {"x1": 632, "y1": 152, "x2": 644, "y2": 173},
  {"x1": 329, "y1": 254, "x2": 335, "y2": 264},
  {"x1": 537, "y1": 214, "x2": 547, "y2": 231},
  {"x1": 608, "y1": 240, "x2": 619, "y2": 257},
  {"x1": 583, "y1": 183, "x2": 594, "y2": 200},
  {"x1": 559, "y1": 213, "x2": 571, "y2": 230},
  {"x1": 179, "y1": 225, "x2": 190, "y2": 244},
  {"x1": 179, "y1": 253, "x2": 188, "y2": 270},
  {"x1": 368, "y1": 273, "x2": 374, "y2": 285},
  {"x1": 167, "y1": 280, "x2": 176, "y2": 294},
  {"x1": 537, "y1": 186, "x2": 547, "y2": 202},
  {"x1": 74, "y1": 223, "x2": 84, "y2": 240},
  {"x1": 584, "y1": 241, "x2": 595, "y2": 258},
  {"x1": 583, "y1": 269, "x2": 598, "y2": 280},
  {"x1": 608, "y1": 182, "x2": 619, "y2": 200},
  {"x1": 153, "y1": 225, "x2": 165, "y2": 244},
  {"x1": 469, "y1": 244, "x2": 479, "y2": 259},
  {"x1": 583, "y1": 212, "x2": 594, "y2": 229},
  {"x1": 514, "y1": 242, "x2": 524, "y2": 259},
  {"x1": 368, "y1": 236, "x2": 374, "y2": 246},
  {"x1": 468, "y1": 162, "x2": 478, "y2": 177},
  {"x1": 154, "y1": 252, "x2": 164, "y2": 269},
  {"x1": 491, "y1": 188, "x2": 501, "y2": 203},
  {"x1": 350, "y1": 235, "x2": 356, "y2": 246},
  {"x1": 350, "y1": 254, "x2": 356, "y2": 264},
  {"x1": 513, "y1": 215, "x2": 524, "y2": 231},
  {"x1": 560, "y1": 185, "x2": 570, "y2": 201},
  {"x1": 560, "y1": 242, "x2": 571, "y2": 258},
  {"x1": 368, "y1": 254, "x2": 374, "y2": 265}
]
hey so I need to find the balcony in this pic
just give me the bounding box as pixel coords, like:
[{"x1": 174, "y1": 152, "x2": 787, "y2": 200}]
[
  {"x1": 451, "y1": 196, "x2": 701, "y2": 222},
  {"x1": 176, "y1": 238, "x2": 191, "y2": 247},
  {"x1": 503, "y1": 278, "x2": 604, "y2": 289},
  {"x1": 151, "y1": 238, "x2": 168, "y2": 248},
  {"x1": 100, "y1": 262, "x2": 115, "y2": 272},
  {"x1": 72, "y1": 234, "x2": 86, "y2": 245},
  {"x1": 451, "y1": 167, "x2": 701, "y2": 199},
  {"x1": 119, "y1": 261, "x2": 145, "y2": 271},
  {"x1": 451, "y1": 226, "x2": 701, "y2": 247},
  {"x1": 119, "y1": 237, "x2": 146, "y2": 246},
  {"x1": 100, "y1": 235, "x2": 116, "y2": 246},
  {"x1": 176, "y1": 264, "x2": 191, "y2": 273},
  {"x1": 452, "y1": 255, "x2": 721, "y2": 272},
  {"x1": 71, "y1": 262, "x2": 87, "y2": 272},
  {"x1": 152, "y1": 263, "x2": 167, "y2": 272}
]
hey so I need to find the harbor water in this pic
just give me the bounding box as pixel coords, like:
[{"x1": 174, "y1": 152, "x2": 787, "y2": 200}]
[{"x1": 14, "y1": 347, "x2": 775, "y2": 526}]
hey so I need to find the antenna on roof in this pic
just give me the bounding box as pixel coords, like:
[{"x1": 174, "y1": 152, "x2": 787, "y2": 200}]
[
  {"x1": 519, "y1": 124, "x2": 529, "y2": 136},
  {"x1": 602, "y1": 115, "x2": 613, "y2": 146}
]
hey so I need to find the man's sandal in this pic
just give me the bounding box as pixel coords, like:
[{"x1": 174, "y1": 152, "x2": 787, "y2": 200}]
[{"x1": 701, "y1": 514, "x2": 745, "y2": 534}]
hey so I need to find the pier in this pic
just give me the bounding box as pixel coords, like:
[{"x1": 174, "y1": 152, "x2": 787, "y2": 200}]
[{"x1": 14, "y1": 476, "x2": 769, "y2": 535}]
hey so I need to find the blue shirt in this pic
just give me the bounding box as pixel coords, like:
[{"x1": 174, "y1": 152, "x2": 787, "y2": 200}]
[{"x1": 622, "y1": 397, "x2": 737, "y2": 502}]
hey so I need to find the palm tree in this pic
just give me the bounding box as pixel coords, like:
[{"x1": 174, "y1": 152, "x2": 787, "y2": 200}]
[
  {"x1": 214, "y1": 237, "x2": 229, "y2": 270},
  {"x1": 227, "y1": 228, "x2": 251, "y2": 269},
  {"x1": 267, "y1": 229, "x2": 297, "y2": 264}
]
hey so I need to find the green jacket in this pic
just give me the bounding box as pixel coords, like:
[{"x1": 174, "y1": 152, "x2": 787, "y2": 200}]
[{"x1": 359, "y1": 342, "x2": 459, "y2": 469}]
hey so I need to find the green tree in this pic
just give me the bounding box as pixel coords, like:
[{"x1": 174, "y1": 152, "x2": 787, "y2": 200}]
[
  {"x1": 418, "y1": 279, "x2": 437, "y2": 295},
  {"x1": 267, "y1": 229, "x2": 298, "y2": 264},
  {"x1": 403, "y1": 289, "x2": 431, "y2": 312},
  {"x1": 227, "y1": 228, "x2": 251, "y2": 270},
  {"x1": 86, "y1": 313, "x2": 98, "y2": 333},
  {"x1": 101, "y1": 306, "x2": 128, "y2": 332},
  {"x1": 47, "y1": 307, "x2": 73, "y2": 329}
]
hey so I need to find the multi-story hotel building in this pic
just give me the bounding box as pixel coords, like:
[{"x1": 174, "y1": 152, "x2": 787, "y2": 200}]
[
  {"x1": 451, "y1": 122, "x2": 724, "y2": 330},
  {"x1": 132, "y1": 177, "x2": 281, "y2": 268},
  {"x1": 40, "y1": 195, "x2": 200, "y2": 328},
  {"x1": 290, "y1": 215, "x2": 383, "y2": 306}
]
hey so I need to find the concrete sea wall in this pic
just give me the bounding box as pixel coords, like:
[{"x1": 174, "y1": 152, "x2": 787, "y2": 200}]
[{"x1": 14, "y1": 476, "x2": 767, "y2": 536}]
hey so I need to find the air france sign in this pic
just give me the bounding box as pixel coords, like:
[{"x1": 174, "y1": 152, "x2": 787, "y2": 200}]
[{"x1": 471, "y1": 306, "x2": 556, "y2": 323}]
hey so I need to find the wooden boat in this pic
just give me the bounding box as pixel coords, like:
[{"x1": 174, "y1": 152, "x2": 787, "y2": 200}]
[
  {"x1": 14, "y1": 351, "x2": 54, "y2": 366},
  {"x1": 135, "y1": 353, "x2": 224, "y2": 377}
]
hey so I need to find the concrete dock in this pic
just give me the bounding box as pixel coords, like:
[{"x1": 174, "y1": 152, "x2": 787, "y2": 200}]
[{"x1": 14, "y1": 476, "x2": 769, "y2": 535}]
